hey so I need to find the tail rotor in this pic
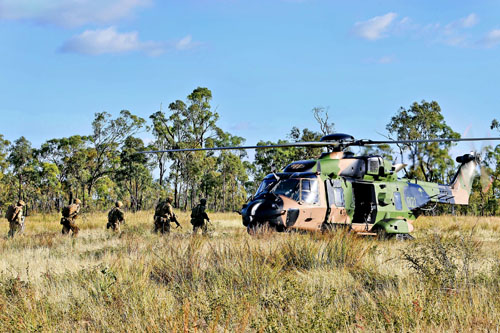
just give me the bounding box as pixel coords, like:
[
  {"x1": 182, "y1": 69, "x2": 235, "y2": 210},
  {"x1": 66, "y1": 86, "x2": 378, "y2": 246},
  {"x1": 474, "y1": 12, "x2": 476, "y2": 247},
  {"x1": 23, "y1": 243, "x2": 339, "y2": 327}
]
[{"x1": 465, "y1": 128, "x2": 493, "y2": 194}]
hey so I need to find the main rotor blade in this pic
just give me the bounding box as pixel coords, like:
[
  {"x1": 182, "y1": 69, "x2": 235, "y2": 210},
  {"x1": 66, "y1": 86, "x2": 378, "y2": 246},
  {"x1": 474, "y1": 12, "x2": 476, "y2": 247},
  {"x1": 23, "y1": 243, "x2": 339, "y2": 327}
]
[
  {"x1": 354, "y1": 137, "x2": 500, "y2": 146},
  {"x1": 139, "y1": 141, "x2": 333, "y2": 153}
]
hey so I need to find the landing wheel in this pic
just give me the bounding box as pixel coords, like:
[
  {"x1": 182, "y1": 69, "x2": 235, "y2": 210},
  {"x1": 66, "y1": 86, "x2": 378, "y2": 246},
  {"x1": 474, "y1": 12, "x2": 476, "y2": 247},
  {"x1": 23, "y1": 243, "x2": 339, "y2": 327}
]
[{"x1": 394, "y1": 233, "x2": 415, "y2": 241}]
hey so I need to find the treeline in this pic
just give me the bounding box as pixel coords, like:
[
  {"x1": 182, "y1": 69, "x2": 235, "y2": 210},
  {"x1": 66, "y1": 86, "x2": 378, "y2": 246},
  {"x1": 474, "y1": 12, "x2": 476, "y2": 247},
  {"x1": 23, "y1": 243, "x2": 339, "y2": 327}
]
[{"x1": 0, "y1": 88, "x2": 499, "y2": 216}]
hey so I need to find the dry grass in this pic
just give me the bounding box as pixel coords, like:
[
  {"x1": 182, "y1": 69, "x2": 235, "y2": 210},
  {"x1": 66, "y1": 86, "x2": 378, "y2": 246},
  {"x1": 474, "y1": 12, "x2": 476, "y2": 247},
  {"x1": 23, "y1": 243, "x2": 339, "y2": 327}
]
[{"x1": 0, "y1": 212, "x2": 499, "y2": 332}]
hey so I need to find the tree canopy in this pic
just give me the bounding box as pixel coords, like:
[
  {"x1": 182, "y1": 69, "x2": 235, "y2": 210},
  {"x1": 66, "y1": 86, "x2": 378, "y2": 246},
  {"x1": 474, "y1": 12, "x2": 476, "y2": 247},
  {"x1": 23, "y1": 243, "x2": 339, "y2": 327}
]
[{"x1": 0, "y1": 93, "x2": 498, "y2": 216}]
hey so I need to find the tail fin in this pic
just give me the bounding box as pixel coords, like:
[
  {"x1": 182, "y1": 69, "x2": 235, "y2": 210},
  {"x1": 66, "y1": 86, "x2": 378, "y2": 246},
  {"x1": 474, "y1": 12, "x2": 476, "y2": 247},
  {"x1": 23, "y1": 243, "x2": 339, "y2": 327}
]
[{"x1": 448, "y1": 153, "x2": 478, "y2": 205}]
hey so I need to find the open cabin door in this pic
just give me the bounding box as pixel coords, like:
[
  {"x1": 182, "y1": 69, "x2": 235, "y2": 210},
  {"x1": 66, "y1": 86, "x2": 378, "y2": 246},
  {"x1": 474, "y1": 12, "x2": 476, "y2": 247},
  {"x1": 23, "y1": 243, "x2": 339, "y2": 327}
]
[{"x1": 351, "y1": 182, "x2": 377, "y2": 226}]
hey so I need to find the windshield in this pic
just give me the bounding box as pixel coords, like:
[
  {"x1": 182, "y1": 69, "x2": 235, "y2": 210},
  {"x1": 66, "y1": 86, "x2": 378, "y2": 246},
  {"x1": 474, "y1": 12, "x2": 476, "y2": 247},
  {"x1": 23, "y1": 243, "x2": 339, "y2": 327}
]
[
  {"x1": 272, "y1": 178, "x2": 319, "y2": 204},
  {"x1": 254, "y1": 178, "x2": 277, "y2": 197},
  {"x1": 273, "y1": 178, "x2": 301, "y2": 201}
]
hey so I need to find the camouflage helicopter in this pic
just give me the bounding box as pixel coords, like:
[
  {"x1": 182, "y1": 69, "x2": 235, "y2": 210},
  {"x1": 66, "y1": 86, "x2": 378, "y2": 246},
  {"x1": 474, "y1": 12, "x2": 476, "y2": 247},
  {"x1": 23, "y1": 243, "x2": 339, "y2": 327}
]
[{"x1": 143, "y1": 133, "x2": 500, "y2": 239}]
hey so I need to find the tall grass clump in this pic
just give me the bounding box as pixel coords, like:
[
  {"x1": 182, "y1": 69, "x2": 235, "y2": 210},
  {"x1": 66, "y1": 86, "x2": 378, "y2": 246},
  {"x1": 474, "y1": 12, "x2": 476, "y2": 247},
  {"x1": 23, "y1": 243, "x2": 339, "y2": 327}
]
[
  {"x1": 281, "y1": 230, "x2": 374, "y2": 271},
  {"x1": 401, "y1": 231, "x2": 481, "y2": 292}
]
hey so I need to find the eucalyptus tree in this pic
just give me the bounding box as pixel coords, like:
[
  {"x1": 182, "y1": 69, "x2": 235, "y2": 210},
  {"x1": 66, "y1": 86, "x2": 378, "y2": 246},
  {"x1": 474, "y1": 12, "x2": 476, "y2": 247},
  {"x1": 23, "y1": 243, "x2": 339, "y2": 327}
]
[
  {"x1": 116, "y1": 136, "x2": 154, "y2": 212},
  {"x1": 386, "y1": 100, "x2": 460, "y2": 183},
  {"x1": 85, "y1": 110, "x2": 145, "y2": 207},
  {"x1": 7, "y1": 136, "x2": 35, "y2": 200},
  {"x1": 39, "y1": 135, "x2": 90, "y2": 205}
]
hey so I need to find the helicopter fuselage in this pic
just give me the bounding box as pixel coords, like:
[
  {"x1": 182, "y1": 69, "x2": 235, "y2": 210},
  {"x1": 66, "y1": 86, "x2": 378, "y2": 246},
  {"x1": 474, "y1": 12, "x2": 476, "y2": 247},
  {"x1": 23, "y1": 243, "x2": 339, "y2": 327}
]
[{"x1": 241, "y1": 151, "x2": 477, "y2": 237}]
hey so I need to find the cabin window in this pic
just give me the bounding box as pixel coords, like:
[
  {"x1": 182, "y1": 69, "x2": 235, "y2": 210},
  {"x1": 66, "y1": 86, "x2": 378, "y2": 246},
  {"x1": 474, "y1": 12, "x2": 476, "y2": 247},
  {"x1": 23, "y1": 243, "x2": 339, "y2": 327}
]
[
  {"x1": 301, "y1": 179, "x2": 319, "y2": 204},
  {"x1": 394, "y1": 192, "x2": 403, "y2": 210},
  {"x1": 326, "y1": 179, "x2": 345, "y2": 207},
  {"x1": 333, "y1": 187, "x2": 345, "y2": 207}
]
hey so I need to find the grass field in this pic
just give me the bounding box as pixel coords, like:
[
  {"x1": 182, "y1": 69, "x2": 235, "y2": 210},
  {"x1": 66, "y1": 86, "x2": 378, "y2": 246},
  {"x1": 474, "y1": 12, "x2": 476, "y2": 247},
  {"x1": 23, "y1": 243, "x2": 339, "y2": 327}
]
[{"x1": 0, "y1": 211, "x2": 500, "y2": 332}]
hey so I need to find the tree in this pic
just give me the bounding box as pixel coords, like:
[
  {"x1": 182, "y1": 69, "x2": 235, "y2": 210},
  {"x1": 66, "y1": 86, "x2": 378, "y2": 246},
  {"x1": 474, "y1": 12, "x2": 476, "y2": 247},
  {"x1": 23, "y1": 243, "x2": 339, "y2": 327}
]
[
  {"x1": 8, "y1": 137, "x2": 35, "y2": 200},
  {"x1": 149, "y1": 109, "x2": 170, "y2": 187},
  {"x1": 288, "y1": 127, "x2": 323, "y2": 161},
  {"x1": 386, "y1": 100, "x2": 460, "y2": 183},
  {"x1": 0, "y1": 135, "x2": 13, "y2": 209},
  {"x1": 159, "y1": 87, "x2": 221, "y2": 209},
  {"x1": 116, "y1": 136, "x2": 153, "y2": 212},
  {"x1": 39, "y1": 135, "x2": 90, "y2": 206},
  {"x1": 85, "y1": 110, "x2": 145, "y2": 207},
  {"x1": 312, "y1": 107, "x2": 335, "y2": 136}
]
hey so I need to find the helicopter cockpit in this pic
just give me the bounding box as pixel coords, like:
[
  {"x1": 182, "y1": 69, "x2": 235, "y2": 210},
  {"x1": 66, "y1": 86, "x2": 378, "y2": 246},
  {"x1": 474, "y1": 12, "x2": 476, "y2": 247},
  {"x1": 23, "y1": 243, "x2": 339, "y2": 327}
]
[{"x1": 254, "y1": 173, "x2": 320, "y2": 205}]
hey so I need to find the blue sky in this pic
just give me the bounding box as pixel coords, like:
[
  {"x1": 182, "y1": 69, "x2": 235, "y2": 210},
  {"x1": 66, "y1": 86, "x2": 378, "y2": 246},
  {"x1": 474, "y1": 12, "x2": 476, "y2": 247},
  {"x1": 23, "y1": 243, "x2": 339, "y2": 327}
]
[{"x1": 1, "y1": 0, "x2": 499, "y2": 155}]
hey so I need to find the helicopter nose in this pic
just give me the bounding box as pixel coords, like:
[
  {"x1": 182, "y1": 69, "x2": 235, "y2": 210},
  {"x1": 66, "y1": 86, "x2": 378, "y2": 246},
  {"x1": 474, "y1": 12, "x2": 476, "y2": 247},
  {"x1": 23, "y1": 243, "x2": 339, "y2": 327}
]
[{"x1": 242, "y1": 194, "x2": 285, "y2": 226}]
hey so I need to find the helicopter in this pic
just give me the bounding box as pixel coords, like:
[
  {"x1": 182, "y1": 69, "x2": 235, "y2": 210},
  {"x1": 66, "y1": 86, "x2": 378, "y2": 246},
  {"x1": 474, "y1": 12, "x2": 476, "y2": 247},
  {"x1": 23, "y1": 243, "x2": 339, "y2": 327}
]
[{"x1": 143, "y1": 133, "x2": 500, "y2": 239}]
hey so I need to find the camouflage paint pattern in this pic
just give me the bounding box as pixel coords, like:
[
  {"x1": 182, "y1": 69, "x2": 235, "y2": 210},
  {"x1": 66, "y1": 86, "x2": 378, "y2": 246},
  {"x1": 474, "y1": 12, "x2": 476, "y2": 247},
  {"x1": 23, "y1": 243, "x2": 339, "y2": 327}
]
[{"x1": 242, "y1": 150, "x2": 478, "y2": 237}]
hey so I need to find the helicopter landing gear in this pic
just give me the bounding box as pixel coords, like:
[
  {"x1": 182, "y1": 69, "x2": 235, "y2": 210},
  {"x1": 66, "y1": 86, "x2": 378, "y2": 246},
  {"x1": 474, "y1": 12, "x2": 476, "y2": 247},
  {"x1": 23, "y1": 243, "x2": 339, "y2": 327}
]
[
  {"x1": 376, "y1": 228, "x2": 414, "y2": 241},
  {"x1": 394, "y1": 233, "x2": 415, "y2": 241}
]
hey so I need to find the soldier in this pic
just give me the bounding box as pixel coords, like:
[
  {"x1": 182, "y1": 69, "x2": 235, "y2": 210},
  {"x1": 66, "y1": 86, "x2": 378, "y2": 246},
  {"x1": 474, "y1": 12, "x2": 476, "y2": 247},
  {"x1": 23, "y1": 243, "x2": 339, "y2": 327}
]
[
  {"x1": 107, "y1": 201, "x2": 125, "y2": 232},
  {"x1": 5, "y1": 200, "x2": 26, "y2": 238},
  {"x1": 153, "y1": 197, "x2": 180, "y2": 234},
  {"x1": 61, "y1": 198, "x2": 81, "y2": 237},
  {"x1": 191, "y1": 198, "x2": 210, "y2": 235}
]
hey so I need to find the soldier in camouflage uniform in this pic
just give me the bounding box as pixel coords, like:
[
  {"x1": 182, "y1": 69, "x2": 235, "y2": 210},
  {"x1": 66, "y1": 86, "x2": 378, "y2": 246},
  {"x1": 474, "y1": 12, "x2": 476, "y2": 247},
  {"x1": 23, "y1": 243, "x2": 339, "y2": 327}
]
[
  {"x1": 61, "y1": 198, "x2": 81, "y2": 237},
  {"x1": 154, "y1": 197, "x2": 180, "y2": 234},
  {"x1": 191, "y1": 198, "x2": 210, "y2": 235},
  {"x1": 5, "y1": 200, "x2": 26, "y2": 238},
  {"x1": 107, "y1": 201, "x2": 125, "y2": 232}
]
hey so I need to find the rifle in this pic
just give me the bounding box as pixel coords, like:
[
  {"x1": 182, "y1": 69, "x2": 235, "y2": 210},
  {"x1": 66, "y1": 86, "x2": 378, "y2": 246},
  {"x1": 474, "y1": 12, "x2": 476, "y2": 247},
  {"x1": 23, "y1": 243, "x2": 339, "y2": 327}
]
[{"x1": 171, "y1": 215, "x2": 182, "y2": 229}]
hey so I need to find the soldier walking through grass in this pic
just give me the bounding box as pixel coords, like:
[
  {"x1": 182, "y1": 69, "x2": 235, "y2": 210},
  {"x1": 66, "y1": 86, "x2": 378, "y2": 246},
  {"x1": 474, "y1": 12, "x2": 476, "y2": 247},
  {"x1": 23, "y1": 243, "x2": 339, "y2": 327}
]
[
  {"x1": 107, "y1": 201, "x2": 125, "y2": 232},
  {"x1": 5, "y1": 200, "x2": 26, "y2": 238},
  {"x1": 191, "y1": 198, "x2": 210, "y2": 235},
  {"x1": 154, "y1": 197, "x2": 180, "y2": 234},
  {"x1": 61, "y1": 198, "x2": 81, "y2": 237}
]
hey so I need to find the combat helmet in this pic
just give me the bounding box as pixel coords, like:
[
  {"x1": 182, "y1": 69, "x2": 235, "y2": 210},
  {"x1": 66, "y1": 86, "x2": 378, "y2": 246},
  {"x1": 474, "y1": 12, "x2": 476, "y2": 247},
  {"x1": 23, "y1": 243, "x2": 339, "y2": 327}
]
[
  {"x1": 115, "y1": 201, "x2": 123, "y2": 208},
  {"x1": 200, "y1": 198, "x2": 207, "y2": 205}
]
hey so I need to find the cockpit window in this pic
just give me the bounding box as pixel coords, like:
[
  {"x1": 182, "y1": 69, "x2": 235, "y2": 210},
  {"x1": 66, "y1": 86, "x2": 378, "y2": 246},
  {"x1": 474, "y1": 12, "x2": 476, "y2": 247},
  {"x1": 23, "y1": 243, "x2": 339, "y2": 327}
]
[
  {"x1": 272, "y1": 178, "x2": 319, "y2": 204},
  {"x1": 273, "y1": 178, "x2": 300, "y2": 201},
  {"x1": 255, "y1": 178, "x2": 277, "y2": 197}
]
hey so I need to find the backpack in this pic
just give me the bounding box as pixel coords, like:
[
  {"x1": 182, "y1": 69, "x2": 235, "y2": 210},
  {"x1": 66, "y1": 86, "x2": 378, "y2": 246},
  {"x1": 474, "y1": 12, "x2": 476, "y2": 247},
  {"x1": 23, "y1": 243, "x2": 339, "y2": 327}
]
[
  {"x1": 155, "y1": 202, "x2": 164, "y2": 216},
  {"x1": 5, "y1": 205, "x2": 18, "y2": 222},
  {"x1": 62, "y1": 204, "x2": 77, "y2": 218},
  {"x1": 191, "y1": 205, "x2": 202, "y2": 219},
  {"x1": 108, "y1": 208, "x2": 116, "y2": 223}
]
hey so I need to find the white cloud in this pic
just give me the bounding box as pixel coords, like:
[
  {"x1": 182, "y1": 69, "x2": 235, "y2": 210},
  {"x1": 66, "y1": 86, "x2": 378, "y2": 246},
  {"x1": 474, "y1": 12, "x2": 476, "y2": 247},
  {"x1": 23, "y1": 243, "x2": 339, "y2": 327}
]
[
  {"x1": 460, "y1": 13, "x2": 479, "y2": 28},
  {"x1": 481, "y1": 29, "x2": 500, "y2": 48},
  {"x1": 353, "y1": 12, "x2": 487, "y2": 48},
  {"x1": 176, "y1": 35, "x2": 197, "y2": 50},
  {"x1": 60, "y1": 28, "x2": 201, "y2": 55},
  {"x1": 0, "y1": 0, "x2": 151, "y2": 27},
  {"x1": 60, "y1": 26, "x2": 163, "y2": 55},
  {"x1": 352, "y1": 12, "x2": 397, "y2": 40},
  {"x1": 444, "y1": 13, "x2": 478, "y2": 35}
]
